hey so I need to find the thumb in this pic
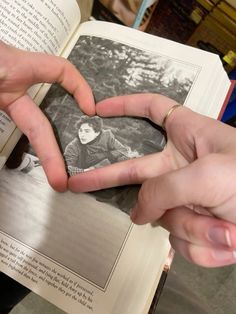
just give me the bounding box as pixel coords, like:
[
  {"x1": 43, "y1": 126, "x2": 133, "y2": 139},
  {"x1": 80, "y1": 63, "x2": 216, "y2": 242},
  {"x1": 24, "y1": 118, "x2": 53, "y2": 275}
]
[{"x1": 131, "y1": 154, "x2": 235, "y2": 224}]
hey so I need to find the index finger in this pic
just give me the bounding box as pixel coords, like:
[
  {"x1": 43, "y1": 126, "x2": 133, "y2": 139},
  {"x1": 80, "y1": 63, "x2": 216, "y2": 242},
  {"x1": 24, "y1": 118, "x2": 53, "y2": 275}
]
[
  {"x1": 68, "y1": 150, "x2": 173, "y2": 193},
  {"x1": 27, "y1": 53, "x2": 96, "y2": 116},
  {"x1": 96, "y1": 93, "x2": 184, "y2": 127},
  {"x1": 1, "y1": 43, "x2": 96, "y2": 116}
]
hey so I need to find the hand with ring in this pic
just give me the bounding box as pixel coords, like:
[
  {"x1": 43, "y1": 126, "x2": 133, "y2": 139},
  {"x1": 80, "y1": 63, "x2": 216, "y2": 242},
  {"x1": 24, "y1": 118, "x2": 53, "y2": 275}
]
[{"x1": 69, "y1": 93, "x2": 236, "y2": 268}]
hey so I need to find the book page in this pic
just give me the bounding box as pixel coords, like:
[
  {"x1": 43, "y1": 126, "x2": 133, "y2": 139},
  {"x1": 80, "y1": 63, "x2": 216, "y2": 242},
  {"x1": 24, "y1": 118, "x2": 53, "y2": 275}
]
[
  {"x1": 0, "y1": 112, "x2": 15, "y2": 152},
  {"x1": 0, "y1": 160, "x2": 170, "y2": 314},
  {"x1": 0, "y1": 0, "x2": 81, "y2": 53},
  {"x1": 77, "y1": 21, "x2": 230, "y2": 119},
  {"x1": 0, "y1": 0, "x2": 81, "y2": 168}
]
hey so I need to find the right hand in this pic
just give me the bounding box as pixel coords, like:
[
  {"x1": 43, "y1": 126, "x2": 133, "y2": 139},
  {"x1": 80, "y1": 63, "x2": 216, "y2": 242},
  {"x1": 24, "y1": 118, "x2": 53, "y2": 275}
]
[
  {"x1": 0, "y1": 41, "x2": 95, "y2": 191},
  {"x1": 69, "y1": 93, "x2": 236, "y2": 267}
]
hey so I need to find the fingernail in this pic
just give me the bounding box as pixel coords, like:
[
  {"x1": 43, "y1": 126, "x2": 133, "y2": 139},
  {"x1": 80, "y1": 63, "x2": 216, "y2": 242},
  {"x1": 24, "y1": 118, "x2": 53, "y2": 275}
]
[
  {"x1": 130, "y1": 204, "x2": 138, "y2": 222},
  {"x1": 212, "y1": 250, "x2": 236, "y2": 261},
  {"x1": 208, "y1": 227, "x2": 232, "y2": 247}
]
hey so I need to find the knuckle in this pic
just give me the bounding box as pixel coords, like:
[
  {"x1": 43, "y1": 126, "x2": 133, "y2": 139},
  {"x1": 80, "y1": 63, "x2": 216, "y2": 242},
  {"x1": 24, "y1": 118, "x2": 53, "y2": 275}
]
[
  {"x1": 192, "y1": 155, "x2": 228, "y2": 206},
  {"x1": 137, "y1": 184, "x2": 149, "y2": 210},
  {"x1": 126, "y1": 159, "x2": 142, "y2": 183},
  {"x1": 185, "y1": 245, "x2": 202, "y2": 264},
  {"x1": 182, "y1": 218, "x2": 195, "y2": 242},
  {"x1": 57, "y1": 57, "x2": 74, "y2": 84},
  {"x1": 26, "y1": 118, "x2": 51, "y2": 143},
  {"x1": 185, "y1": 245, "x2": 214, "y2": 267}
]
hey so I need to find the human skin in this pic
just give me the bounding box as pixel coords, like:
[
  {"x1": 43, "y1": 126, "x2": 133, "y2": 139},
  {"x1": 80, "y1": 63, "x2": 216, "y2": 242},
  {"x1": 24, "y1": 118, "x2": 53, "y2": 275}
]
[
  {"x1": 69, "y1": 93, "x2": 236, "y2": 267},
  {"x1": 0, "y1": 41, "x2": 95, "y2": 191}
]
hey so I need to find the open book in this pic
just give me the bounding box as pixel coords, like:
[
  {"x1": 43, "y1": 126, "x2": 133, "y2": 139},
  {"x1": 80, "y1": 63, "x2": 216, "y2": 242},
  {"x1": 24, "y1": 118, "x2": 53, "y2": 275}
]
[{"x1": 0, "y1": 1, "x2": 233, "y2": 313}]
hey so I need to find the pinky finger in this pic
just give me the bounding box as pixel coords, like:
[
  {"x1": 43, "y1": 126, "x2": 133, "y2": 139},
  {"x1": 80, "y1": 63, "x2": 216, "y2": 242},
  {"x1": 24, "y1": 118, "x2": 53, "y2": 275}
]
[{"x1": 170, "y1": 235, "x2": 236, "y2": 267}]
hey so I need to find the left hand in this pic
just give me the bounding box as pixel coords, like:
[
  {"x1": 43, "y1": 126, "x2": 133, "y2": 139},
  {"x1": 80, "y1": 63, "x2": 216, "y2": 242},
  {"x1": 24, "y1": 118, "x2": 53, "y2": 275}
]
[{"x1": 0, "y1": 41, "x2": 95, "y2": 191}]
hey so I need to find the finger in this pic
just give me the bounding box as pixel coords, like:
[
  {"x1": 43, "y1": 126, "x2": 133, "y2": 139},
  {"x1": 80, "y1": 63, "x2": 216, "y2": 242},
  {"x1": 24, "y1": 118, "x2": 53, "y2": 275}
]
[
  {"x1": 27, "y1": 53, "x2": 96, "y2": 116},
  {"x1": 6, "y1": 95, "x2": 67, "y2": 192},
  {"x1": 1, "y1": 43, "x2": 95, "y2": 115},
  {"x1": 170, "y1": 236, "x2": 236, "y2": 267},
  {"x1": 96, "y1": 94, "x2": 236, "y2": 158},
  {"x1": 159, "y1": 207, "x2": 236, "y2": 250},
  {"x1": 130, "y1": 154, "x2": 236, "y2": 224},
  {"x1": 96, "y1": 93, "x2": 187, "y2": 126},
  {"x1": 68, "y1": 151, "x2": 173, "y2": 192}
]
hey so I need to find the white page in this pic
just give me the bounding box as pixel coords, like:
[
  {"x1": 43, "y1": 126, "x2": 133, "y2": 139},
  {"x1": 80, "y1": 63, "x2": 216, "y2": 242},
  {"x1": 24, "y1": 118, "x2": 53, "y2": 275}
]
[
  {"x1": 0, "y1": 0, "x2": 81, "y2": 53},
  {"x1": 0, "y1": 0, "x2": 81, "y2": 166},
  {"x1": 0, "y1": 162, "x2": 170, "y2": 314},
  {"x1": 0, "y1": 113, "x2": 15, "y2": 152}
]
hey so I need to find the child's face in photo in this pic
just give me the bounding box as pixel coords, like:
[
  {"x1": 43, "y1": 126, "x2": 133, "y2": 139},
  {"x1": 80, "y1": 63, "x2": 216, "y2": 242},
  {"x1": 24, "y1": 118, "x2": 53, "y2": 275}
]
[{"x1": 78, "y1": 123, "x2": 100, "y2": 144}]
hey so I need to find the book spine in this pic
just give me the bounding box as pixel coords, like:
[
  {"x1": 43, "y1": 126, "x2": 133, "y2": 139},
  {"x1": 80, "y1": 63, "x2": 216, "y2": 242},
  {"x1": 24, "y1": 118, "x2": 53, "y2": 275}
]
[
  {"x1": 218, "y1": 1, "x2": 236, "y2": 22},
  {"x1": 211, "y1": 0, "x2": 221, "y2": 4},
  {"x1": 223, "y1": 50, "x2": 236, "y2": 73},
  {"x1": 148, "y1": 248, "x2": 175, "y2": 314},
  {"x1": 225, "y1": 0, "x2": 236, "y2": 10},
  {"x1": 145, "y1": 0, "x2": 209, "y2": 43},
  {"x1": 187, "y1": 14, "x2": 236, "y2": 58},
  {"x1": 196, "y1": 0, "x2": 215, "y2": 11},
  {"x1": 210, "y1": 7, "x2": 236, "y2": 35},
  {"x1": 205, "y1": 15, "x2": 236, "y2": 48}
]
